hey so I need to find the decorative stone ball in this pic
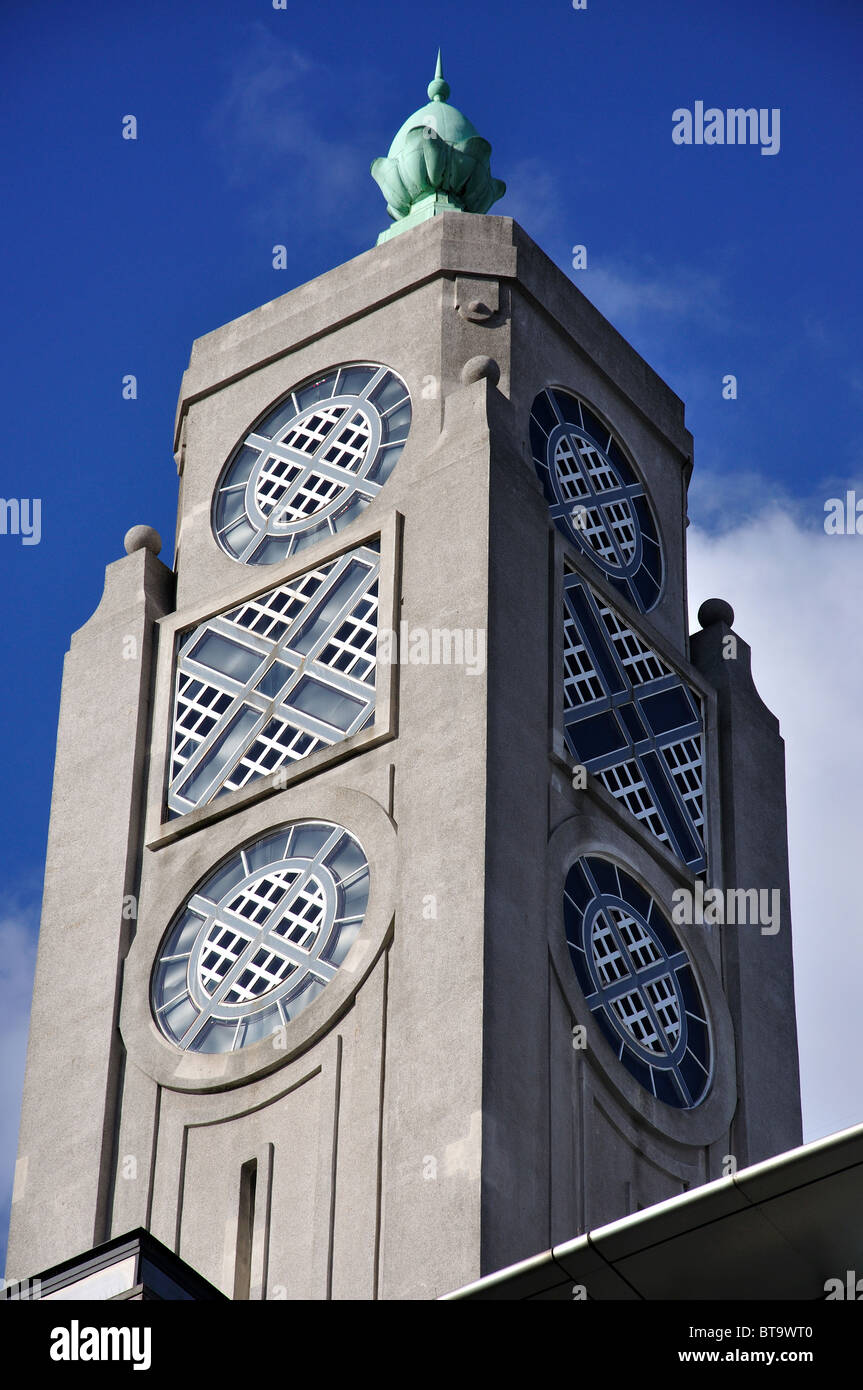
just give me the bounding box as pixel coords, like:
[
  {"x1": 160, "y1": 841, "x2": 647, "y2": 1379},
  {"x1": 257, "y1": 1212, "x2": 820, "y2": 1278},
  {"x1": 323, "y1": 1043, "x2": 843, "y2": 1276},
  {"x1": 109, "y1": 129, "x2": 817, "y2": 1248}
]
[
  {"x1": 697, "y1": 597, "x2": 734, "y2": 629},
  {"x1": 124, "y1": 525, "x2": 162, "y2": 557}
]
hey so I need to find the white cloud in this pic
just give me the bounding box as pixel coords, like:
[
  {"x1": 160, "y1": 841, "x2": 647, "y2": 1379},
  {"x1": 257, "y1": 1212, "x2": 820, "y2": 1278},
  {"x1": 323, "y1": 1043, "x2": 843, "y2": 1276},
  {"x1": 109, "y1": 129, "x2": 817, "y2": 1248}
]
[
  {"x1": 563, "y1": 253, "x2": 740, "y2": 401},
  {"x1": 687, "y1": 468, "x2": 815, "y2": 534},
  {"x1": 688, "y1": 503, "x2": 863, "y2": 1142},
  {"x1": 0, "y1": 900, "x2": 38, "y2": 1275},
  {"x1": 497, "y1": 158, "x2": 569, "y2": 244},
  {"x1": 205, "y1": 24, "x2": 378, "y2": 231},
  {"x1": 493, "y1": 154, "x2": 726, "y2": 341},
  {"x1": 581, "y1": 260, "x2": 728, "y2": 336}
]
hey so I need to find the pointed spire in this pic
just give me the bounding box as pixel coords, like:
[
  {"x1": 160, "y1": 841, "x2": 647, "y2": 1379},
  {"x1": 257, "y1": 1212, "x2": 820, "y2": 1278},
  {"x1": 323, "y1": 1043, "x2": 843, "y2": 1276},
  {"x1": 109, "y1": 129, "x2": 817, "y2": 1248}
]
[{"x1": 427, "y1": 50, "x2": 450, "y2": 103}]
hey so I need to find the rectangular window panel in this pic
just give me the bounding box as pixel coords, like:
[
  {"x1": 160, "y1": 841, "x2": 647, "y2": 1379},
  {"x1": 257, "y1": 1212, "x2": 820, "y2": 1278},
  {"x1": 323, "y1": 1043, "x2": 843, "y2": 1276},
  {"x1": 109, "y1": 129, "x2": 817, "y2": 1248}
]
[
  {"x1": 563, "y1": 567, "x2": 707, "y2": 872},
  {"x1": 290, "y1": 675, "x2": 366, "y2": 732},
  {"x1": 167, "y1": 543, "x2": 380, "y2": 818}
]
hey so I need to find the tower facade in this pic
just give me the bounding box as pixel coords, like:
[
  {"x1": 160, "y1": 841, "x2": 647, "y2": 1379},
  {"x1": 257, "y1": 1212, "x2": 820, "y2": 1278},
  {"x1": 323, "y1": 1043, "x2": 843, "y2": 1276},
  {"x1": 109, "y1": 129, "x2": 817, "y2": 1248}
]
[{"x1": 7, "y1": 78, "x2": 801, "y2": 1301}]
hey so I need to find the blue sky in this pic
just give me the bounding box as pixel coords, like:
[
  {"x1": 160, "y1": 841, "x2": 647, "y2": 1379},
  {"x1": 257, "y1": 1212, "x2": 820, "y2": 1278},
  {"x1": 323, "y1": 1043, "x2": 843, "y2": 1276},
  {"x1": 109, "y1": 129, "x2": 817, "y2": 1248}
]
[{"x1": 2, "y1": 0, "x2": 862, "y2": 1272}]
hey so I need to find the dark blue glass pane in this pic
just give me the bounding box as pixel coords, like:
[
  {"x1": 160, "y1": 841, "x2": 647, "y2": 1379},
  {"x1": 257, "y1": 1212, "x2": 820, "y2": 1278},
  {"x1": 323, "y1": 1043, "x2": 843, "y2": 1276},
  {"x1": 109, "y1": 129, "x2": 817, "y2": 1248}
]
[
  {"x1": 684, "y1": 1015, "x2": 710, "y2": 1069},
  {"x1": 336, "y1": 364, "x2": 377, "y2": 397},
  {"x1": 640, "y1": 686, "x2": 697, "y2": 737},
  {"x1": 249, "y1": 536, "x2": 290, "y2": 566},
  {"x1": 530, "y1": 417, "x2": 553, "y2": 473},
  {"x1": 382, "y1": 401, "x2": 411, "y2": 434},
  {"x1": 585, "y1": 857, "x2": 619, "y2": 898},
  {"x1": 180, "y1": 707, "x2": 259, "y2": 802},
  {"x1": 652, "y1": 1068, "x2": 680, "y2": 1106},
  {"x1": 190, "y1": 631, "x2": 261, "y2": 683},
  {"x1": 564, "y1": 902, "x2": 583, "y2": 954},
  {"x1": 642, "y1": 750, "x2": 698, "y2": 864},
  {"x1": 571, "y1": 953, "x2": 592, "y2": 998},
  {"x1": 370, "y1": 374, "x2": 408, "y2": 412},
  {"x1": 555, "y1": 391, "x2": 583, "y2": 427},
  {"x1": 618, "y1": 703, "x2": 648, "y2": 743},
  {"x1": 606, "y1": 437, "x2": 636, "y2": 485},
  {"x1": 678, "y1": 1053, "x2": 707, "y2": 1103},
  {"x1": 221, "y1": 443, "x2": 259, "y2": 481},
  {"x1": 580, "y1": 406, "x2": 610, "y2": 450},
  {"x1": 568, "y1": 711, "x2": 627, "y2": 761},
  {"x1": 631, "y1": 568, "x2": 661, "y2": 610},
  {"x1": 531, "y1": 390, "x2": 558, "y2": 437},
  {"x1": 619, "y1": 870, "x2": 652, "y2": 923},
  {"x1": 633, "y1": 493, "x2": 658, "y2": 544},
  {"x1": 261, "y1": 399, "x2": 299, "y2": 439},
  {"x1": 295, "y1": 377, "x2": 334, "y2": 409},
  {"x1": 564, "y1": 861, "x2": 593, "y2": 912},
  {"x1": 607, "y1": 574, "x2": 631, "y2": 605},
  {"x1": 290, "y1": 561, "x2": 368, "y2": 655},
  {"x1": 647, "y1": 911, "x2": 680, "y2": 958},
  {"x1": 256, "y1": 660, "x2": 294, "y2": 699},
  {"x1": 215, "y1": 488, "x2": 247, "y2": 532},
  {"x1": 565, "y1": 585, "x2": 625, "y2": 695},
  {"x1": 676, "y1": 963, "x2": 703, "y2": 1018},
  {"x1": 291, "y1": 676, "x2": 364, "y2": 731},
  {"x1": 640, "y1": 533, "x2": 663, "y2": 582}
]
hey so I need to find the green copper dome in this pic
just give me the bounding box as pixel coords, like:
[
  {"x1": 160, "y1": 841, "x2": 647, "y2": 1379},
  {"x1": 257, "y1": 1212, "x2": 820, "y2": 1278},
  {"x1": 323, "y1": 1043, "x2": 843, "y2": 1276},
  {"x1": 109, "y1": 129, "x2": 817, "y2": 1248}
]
[{"x1": 371, "y1": 53, "x2": 506, "y2": 244}]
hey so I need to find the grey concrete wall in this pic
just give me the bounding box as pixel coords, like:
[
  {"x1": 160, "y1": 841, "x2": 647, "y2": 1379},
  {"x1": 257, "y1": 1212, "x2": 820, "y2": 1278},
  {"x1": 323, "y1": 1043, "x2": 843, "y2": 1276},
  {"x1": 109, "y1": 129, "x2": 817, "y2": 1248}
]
[
  {"x1": 691, "y1": 615, "x2": 802, "y2": 1164},
  {"x1": 6, "y1": 548, "x2": 173, "y2": 1279},
  {"x1": 480, "y1": 382, "x2": 555, "y2": 1274}
]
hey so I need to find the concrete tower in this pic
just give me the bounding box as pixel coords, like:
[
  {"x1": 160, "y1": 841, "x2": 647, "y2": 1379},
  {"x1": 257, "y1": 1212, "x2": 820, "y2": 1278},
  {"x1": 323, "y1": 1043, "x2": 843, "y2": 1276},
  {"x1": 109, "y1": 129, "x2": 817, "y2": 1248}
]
[{"x1": 6, "y1": 63, "x2": 801, "y2": 1301}]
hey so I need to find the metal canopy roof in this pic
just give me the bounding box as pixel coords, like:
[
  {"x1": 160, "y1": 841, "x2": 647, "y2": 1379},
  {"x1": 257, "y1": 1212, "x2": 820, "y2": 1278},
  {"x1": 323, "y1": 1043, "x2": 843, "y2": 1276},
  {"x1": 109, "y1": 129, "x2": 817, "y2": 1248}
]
[{"x1": 443, "y1": 1121, "x2": 863, "y2": 1300}]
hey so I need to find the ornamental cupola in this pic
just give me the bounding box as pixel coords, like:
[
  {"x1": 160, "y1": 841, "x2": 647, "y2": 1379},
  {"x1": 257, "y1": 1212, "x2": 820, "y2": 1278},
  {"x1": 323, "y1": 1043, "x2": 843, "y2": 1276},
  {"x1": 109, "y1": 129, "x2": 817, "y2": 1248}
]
[{"x1": 370, "y1": 51, "x2": 506, "y2": 243}]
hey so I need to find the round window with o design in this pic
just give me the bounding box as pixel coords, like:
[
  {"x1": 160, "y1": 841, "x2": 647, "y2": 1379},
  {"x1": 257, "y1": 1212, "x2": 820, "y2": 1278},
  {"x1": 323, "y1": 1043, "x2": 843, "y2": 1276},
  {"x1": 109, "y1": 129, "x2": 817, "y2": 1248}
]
[
  {"x1": 563, "y1": 854, "x2": 711, "y2": 1108},
  {"x1": 151, "y1": 821, "x2": 370, "y2": 1054},
  {"x1": 212, "y1": 363, "x2": 411, "y2": 565},
  {"x1": 529, "y1": 387, "x2": 663, "y2": 612}
]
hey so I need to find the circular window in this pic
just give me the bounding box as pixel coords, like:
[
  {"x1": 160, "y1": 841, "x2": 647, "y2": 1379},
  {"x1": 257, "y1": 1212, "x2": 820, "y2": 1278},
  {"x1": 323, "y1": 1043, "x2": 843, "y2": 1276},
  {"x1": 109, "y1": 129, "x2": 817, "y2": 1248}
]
[
  {"x1": 151, "y1": 821, "x2": 370, "y2": 1053},
  {"x1": 529, "y1": 388, "x2": 662, "y2": 612},
  {"x1": 564, "y1": 856, "x2": 710, "y2": 1108},
  {"x1": 213, "y1": 363, "x2": 411, "y2": 565}
]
